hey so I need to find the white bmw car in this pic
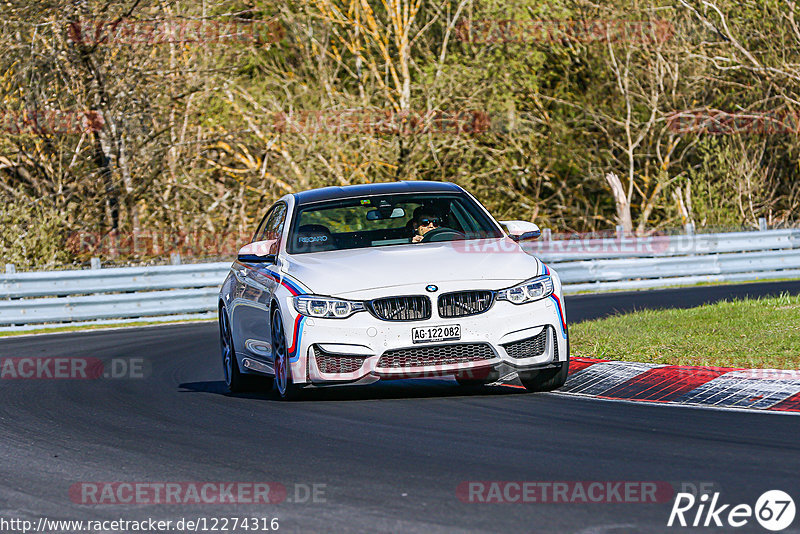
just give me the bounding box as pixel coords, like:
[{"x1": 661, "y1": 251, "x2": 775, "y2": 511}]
[{"x1": 218, "y1": 181, "x2": 568, "y2": 400}]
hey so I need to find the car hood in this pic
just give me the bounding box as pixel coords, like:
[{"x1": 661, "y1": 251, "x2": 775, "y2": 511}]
[{"x1": 281, "y1": 238, "x2": 543, "y2": 296}]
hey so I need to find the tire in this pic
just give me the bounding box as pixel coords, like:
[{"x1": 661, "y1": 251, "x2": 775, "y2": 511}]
[
  {"x1": 519, "y1": 360, "x2": 569, "y2": 392},
  {"x1": 520, "y1": 325, "x2": 570, "y2": 392},
  {"x1": 219, "y1": 307, "x2": 267, "y2": 393},
  {"x1": 271, "y1": 308, "x2": 304, "y2": 401}
]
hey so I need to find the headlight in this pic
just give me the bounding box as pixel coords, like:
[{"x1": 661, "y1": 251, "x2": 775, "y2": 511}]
[
  {"x1": 496, "y1": 276, "x2": 554, "y2": 304},
  {"x1": 293, "y1": 295, "x2": 365, "y2": 319}
]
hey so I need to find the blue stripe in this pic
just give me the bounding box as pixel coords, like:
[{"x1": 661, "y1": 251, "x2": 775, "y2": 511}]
[
  {"x1": 549, "y1": 295, "x2": 567, "y2": 339},
  {"x1": 281, "y1": 276, "x2": 306, "y2": 296},
  {"x1": 262, "y1": 267, "x2": 306, "y2": 296},
  {"x1": 289, "y1": 316, "x2": 306, "y2": 363}
]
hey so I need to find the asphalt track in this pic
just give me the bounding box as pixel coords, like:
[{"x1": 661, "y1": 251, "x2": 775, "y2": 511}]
[{"x1": 2, "y1": 281, "x2": 800, "y2": 533}]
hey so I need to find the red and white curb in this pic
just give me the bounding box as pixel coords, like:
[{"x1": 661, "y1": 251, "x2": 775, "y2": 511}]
[{"x1": 551, "y1": 358, "x2": 800, "y2": 413}]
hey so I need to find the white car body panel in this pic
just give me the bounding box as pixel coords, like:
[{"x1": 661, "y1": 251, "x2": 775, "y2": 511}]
[
  {"x1": 282, "y1": 237, "x2": 544, "y2": 297},
  {"x1": 219, "y1": 181, "x2": 569, "y2": 391}
]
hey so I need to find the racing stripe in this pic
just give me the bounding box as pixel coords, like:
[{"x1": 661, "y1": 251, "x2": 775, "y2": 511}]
[
  {"x1": 278, "y1": 274, "x2": 306, "y2": 296},
  {"x1": 238, "y1": 263, "x2": 306, "y2": 296},
  {"x1": 287, "y1": 314, "x2": 306, "y2": 363},
  {"x1": 260, "y1": 267, "x2": 305, "y2": 296},
  {"x1": 539, "y1": 261, "x2": 565, "y2": 338},
  {"x1": 549, "y1": 294, "x2": 567, "y2": 339}
]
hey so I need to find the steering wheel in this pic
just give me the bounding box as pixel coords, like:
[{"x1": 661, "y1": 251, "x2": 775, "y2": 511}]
[{"x1": 420, "y1": 227, "x2": 467, "y2": 243}]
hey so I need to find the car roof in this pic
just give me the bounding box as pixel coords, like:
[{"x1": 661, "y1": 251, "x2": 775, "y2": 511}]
[{"x1": 293, "y1": 181, "x2": 463, "y2": 206}]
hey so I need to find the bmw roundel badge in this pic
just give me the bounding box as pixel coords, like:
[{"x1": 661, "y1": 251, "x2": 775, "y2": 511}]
[{"x1": 426, "y1": 285, "x2": 438, "y2": 293}]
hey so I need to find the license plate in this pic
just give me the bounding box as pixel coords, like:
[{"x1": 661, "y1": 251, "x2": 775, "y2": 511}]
[{"x1": 412, "y1": 324, "x2": 461, "y2": 344}]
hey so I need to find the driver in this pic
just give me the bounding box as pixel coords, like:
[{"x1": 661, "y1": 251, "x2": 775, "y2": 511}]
[{"x1": 411, "y1": 208, "x2": 442, "y2": 243}]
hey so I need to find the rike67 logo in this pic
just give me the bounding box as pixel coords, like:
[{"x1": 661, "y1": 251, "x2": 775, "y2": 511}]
[{"x1": 668, "y1": 490, "x2": 795, "y2": 531}]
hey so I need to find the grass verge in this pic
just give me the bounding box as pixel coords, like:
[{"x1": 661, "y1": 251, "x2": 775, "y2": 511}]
[{"x1": 571, "y1": 293, "x2": 800, "y2": 369}]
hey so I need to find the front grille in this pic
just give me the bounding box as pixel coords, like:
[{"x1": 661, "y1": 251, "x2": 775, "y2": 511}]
[
  {"x1": 377, "y1": 343, "x2": 494, "y2": 368},
  {"x1": 502, "y1": 328, "x2": 548, "y2": 359},
  {"x1": 313, "y1": 346, "x2": 367, "y2": 374},
  {"x1": 369, "y1": 296, "x2": 431, "y2": 321},
  {"x1": 438, "y1": 290, "x2": 494, "y2": 318}
]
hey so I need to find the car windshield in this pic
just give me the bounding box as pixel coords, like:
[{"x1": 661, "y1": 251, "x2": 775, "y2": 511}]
[{"x1": 287, "y1": 192, "x2": 504, "y2": 254}]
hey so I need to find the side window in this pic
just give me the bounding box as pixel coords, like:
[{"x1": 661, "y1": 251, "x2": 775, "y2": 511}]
[
  {"x1": 253, "y1": 203, "x2": 287, "y2": 243},
  {"x1": 264, "y1": 203, "x2": 287, "y2": 241},
  {"x1": 253, "y1": 211, "x2": 272, "y2": 243}
]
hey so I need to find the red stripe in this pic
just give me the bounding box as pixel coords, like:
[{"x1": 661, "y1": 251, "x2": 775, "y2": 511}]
[
  {"x1": 280, "y1": 280, "x2": 300, "y2": 296},
  {"x1": 240, "y1": 263, "x2": 301, "y2": 295},
  {"x1": 769, "y1": 391, "x2": 800, "y2": 412},
  {"x1": 601, "y1": 365, "x2": 741, "y2": 402},
  {"x1": 550, "y1": 294, "x2": 567, "y2": 333},
  {"x1": 287, "y1": 314, "x2": 303, "y2": 354},
  {"x1": 568, "y1": 357, "x2": 606, "y2": 375}
]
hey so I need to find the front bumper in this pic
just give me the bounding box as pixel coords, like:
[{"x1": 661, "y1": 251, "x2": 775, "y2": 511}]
[{"x1": 284, "y1": 296, "x2": 568, "y2": 386}]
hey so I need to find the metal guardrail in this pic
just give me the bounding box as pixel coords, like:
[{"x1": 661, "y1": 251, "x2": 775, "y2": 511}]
[
  {"x1": 1, "y1": 228, "x2": 799, "y2": 328},
  {"x1": 528, "y1": 228, "x2": 800, "y2": 293},
  {"x1": 552, "y1": 248, "x2": 800, "y2": 282},
  {"x1": 0, "y1": 288, "x2": 220, "y2": 324},
  {"x1": 523, "y1": 228, "x2": 800, "y2": 261},
  {"x1": 0, "y1": 262, "x2": 230, "y2": 299}
]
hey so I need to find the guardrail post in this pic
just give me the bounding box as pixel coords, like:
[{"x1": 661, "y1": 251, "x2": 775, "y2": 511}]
[
  {"x1": 616, "y1": 225, "x2": 624, "y2": 239},
  {"x1": 90, "y1": 257, "x2": 101, "y2": 270},
  {"x1": 171, "y1": 253, "x2": 182, "y2": 266},
  {"x1": 5, "y1": 263, "x2": 15, "y2": 274},
  {"x1": 759, "y1": 217, "x2": 768, "y2": 232},
  {"x1": 685, "y1": 222, "x2": 695, "y2": 236},
  {"x1": 542, "y1": 228, "x2": 552, "y2": 241}
]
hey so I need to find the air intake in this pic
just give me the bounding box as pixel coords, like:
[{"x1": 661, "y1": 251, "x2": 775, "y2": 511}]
[
  {"x1": 438, "y1": 290, "x2": 494, "y2": 318},
  {"x1": 369, "y1": 296, "x2": 431, "y2": 321},
  {"x1": 377, "y1": 343, "x2": 494, "y2": 368},
  {"x1": 502, "y1": 328, "x2": 548, "y2": 359}
]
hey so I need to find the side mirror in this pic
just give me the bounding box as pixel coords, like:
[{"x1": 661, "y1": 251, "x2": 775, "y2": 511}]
[
  {"x1": 500, "y1": 220, "x2": 541, "y2": 242},
  {"x1": 237, "y1": 240, "x2": 278, "y2": 263}
]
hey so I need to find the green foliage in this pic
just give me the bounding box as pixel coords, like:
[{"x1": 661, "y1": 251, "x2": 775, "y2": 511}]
[
  {"x1": 0, "y1": 201, "x2": 72, "y2": 270},
  {"x1": 2, "y1": 0, "x2": 800, "y2": 269}
]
